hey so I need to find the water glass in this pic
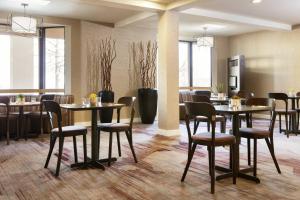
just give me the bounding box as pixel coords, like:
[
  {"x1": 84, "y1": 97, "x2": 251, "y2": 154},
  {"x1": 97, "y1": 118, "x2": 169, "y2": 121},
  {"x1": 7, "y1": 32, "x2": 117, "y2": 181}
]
[{"x1": 82, "y1": 98, "x2": 90, "y2": 106}]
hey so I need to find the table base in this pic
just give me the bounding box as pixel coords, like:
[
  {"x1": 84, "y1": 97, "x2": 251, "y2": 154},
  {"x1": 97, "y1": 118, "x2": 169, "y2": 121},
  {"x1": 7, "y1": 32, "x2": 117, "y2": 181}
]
[
  {"x1": 70, "y1": 157, "x2": 117, "y2": 170},
  {"x1": 215, "y1": 165, "x2": 260, "y2": 183}
]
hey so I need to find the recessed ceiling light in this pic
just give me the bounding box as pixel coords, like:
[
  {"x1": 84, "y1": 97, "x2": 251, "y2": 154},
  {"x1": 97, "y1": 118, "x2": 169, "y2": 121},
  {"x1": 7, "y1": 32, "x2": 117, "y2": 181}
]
[
  {"x1": 9, "y1": 0, "x2": 51, "y2": 6},
  {"x1": 251, "y1": 0, "x2": 262, "y2": 4},
  {"x1": 200, "y1": 24, "x2": 225, "y2": 30}
]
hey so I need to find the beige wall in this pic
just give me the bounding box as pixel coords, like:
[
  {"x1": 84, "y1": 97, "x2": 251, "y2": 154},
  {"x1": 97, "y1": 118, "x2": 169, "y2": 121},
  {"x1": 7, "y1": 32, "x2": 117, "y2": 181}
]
[{"x1": 229, "y1": 29, "x2": 300, "y2": 97}]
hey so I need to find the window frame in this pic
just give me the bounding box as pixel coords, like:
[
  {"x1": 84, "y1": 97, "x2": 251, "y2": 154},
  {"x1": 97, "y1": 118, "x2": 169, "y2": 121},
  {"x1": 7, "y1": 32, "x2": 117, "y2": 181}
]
[{"x1": 179, "y1": 40, "x2": 212, "y2": 88}]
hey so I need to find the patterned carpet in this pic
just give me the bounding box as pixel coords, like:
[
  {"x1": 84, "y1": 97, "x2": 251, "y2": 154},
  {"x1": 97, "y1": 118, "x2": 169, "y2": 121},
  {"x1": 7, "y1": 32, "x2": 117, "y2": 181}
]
[{"x1": 0, "y1": 119, "x2": 300, "y2": 199}]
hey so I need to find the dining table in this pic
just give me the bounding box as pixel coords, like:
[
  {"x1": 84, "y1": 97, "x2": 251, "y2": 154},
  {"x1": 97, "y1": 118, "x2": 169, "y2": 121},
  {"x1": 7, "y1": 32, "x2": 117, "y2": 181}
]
[
  {"x1": 214, "y1": 104, "x2": 271, "y2": 183},
  {"x1": 60, "y1": 103, "x2": 125, "y2": 170},
  {"x1": 0, "y1": 101, "x2": 41, "y2": 139}
]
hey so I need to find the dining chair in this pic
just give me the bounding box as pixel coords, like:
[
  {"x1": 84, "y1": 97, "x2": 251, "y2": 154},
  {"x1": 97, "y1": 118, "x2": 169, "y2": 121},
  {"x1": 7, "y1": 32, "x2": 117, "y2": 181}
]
[
  {"x1": 268, "y1": 93, "x2": 296, "y2": 138},
  {"x1": 239, "y1": 98, "x2": 281, "y2": 177},
  {"x1": 295, "y1": 92, "x2": 300, "y2": 129},
  {"x1": 43, "y1": 100, "x2": 87, "y2": 176},
  {"x1": 194, "y1": 90, "x2": 211, "y2": 98},
  {"x1": 191, "y1": 95, "x2": 226, "y2": 134},
  {"x1": 97, "y1": 96, "x2": 137, "y2": 166},
  {"x1": 181, "y1": 102, "x2": 236, "y2": 194},
  {"x1": 0, "y1": 96, "x2": 19, "y2": 145},
  {"x1": 237, "y1": 91, "x2": 254, "y2": 99},
  {"x1": 29, "y1": 94, "x2": 55, "y2": 135}
]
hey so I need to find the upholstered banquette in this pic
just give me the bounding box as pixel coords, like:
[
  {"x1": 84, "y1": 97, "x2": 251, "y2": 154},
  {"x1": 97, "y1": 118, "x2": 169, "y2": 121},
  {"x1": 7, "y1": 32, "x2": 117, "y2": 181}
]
[{"x1": 0, "y1": 94, "x2": 74, "y2": 139}]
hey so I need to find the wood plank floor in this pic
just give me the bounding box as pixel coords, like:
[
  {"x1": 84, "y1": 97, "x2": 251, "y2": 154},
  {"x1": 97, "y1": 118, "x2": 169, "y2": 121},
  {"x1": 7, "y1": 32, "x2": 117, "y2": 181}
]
[{"x1": 0, "y1": 120, "x2": 300, "y2": 199}]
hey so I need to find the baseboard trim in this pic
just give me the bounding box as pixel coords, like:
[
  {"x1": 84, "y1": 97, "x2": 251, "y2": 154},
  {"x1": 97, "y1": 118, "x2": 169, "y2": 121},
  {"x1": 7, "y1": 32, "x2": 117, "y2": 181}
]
[{"x1": 157, "y1": 129, "x2": 180, "y2": 136}]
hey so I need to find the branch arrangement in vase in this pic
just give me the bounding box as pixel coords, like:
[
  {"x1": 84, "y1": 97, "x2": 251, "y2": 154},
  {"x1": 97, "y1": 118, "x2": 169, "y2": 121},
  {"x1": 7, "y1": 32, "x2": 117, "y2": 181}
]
[{"x1": 129, "y1": 40, "x2": 157, "y2": 89}]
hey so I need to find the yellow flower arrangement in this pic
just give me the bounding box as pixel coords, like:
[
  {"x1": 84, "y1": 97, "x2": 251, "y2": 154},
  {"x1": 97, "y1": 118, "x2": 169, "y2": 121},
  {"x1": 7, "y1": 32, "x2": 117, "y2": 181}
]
[{"x1": 89, "y1": 93, "x2": 97, "y2": 106}]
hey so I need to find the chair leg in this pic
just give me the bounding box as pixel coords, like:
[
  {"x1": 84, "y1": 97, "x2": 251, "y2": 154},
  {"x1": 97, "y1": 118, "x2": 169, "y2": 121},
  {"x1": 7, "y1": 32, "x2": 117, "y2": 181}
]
[
  {"x1": 265, "y1": 138, "x2": 281, "y2": 174},
  {"x1": 126, "y1": 130, "x2": 138, "y2": 163},
  {"x1": 73, "y1": 136, "x2": 78, "y2": 164},
  {"x1": 247, "y1": 138, "x2": 251, "y2": 166},
  {"x1": 207, "y1": 122, "x2": 210, "y2": 132},
  {"x1": 40, "y1": 116, "x2": 43, "y2": 135},
  {"x1": 194, "y1": 121, "x2": 200, "y2": 135},
  {"x1": 297, "y1": 112, "x2": 300, "y2": 131},
  {"x1": 108, "y1": 132, "x2": 113, "y2": 166},
  {"x1": 210, "y1": 146, "x2": 215, "y2": 194},
  {"x1": 285, "y1": 114, "x2": 289, "y2": 138},
  {"x1": 253, "y1": 139, "x2": 257, "y2": 177},
  {"x1": 116, "y1": 132, "x2": 122, "y2": 157},
  {"x1": 6, "y1": 119, "x2": 10, "y2": 145},
  {"x1": 232, "y1": 144, "x2": 237, "y2": 184},
  {"x1": 24, "y1": 117, "x2": 28, "y2": 141},
  {"x1": 279, "y1": 114, "x2": 282, "y2": 133},
  {"x1": 83, "y1": 134, "x2": 87, "y2": 164},
  {"x1": 44, "y1": 135, "x2": 57, "y2": 168},
  {"x1": 220, "y1": 120, "x2": 225, "y2": 133},
  {"x1": 55, "y1": 136, "x2": 64, "y2": 177},
  {"x1": 181, "y1": 143, "x2": 197, "y2": 182},
  {"x1": 207, "y1": 146, "x2": 212, "y2": 176}
]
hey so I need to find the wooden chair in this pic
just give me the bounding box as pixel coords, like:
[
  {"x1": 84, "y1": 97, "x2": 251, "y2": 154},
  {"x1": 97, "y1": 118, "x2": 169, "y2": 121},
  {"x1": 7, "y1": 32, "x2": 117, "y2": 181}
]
[
  {"x1": 97, "y1": 97, "x2": 137, "y2": 166},
  {"x1": 239, "y1": 98, "x2": 281, "y2": 177},
  {"x1": 195, "y1": 90, "x2": 211, "y2": 98},
  {"x1": 295, "y1": 92, "x2": 300, "y2": 129},
  {"x1": 0, "y1": 96, "x2": 19, "y2": 145},
  {"x1": 237, "y1": 91, "x2": 254, "y2": 99},
  {"x1": 181, "y1": 102, "x2": 236, "y2": 194},
  {"x1": 43, "y1": 100, "x2": 87, "y2": 176},
  {"x1": 268, "y1": 93, "x2": 296, "y2": 138},
  {"x1": 29, "y1": 94, "x2": 55, "y2": 135},
  {"x1": 191, "y1": 95, "x2": 226, "y2": 133}
]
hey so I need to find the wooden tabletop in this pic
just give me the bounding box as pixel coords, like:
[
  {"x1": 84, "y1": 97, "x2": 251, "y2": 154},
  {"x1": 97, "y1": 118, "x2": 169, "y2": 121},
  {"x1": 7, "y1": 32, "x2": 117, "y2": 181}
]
[
  {"x1": 214, "y1": 105, "x2": 270, "y2": 114},
  {"x1": 60, "y1": 103, "x2": 125, "y2": 111},
  {"x1": 0, "y1": 102, "x2": 40, "y2": 107}
]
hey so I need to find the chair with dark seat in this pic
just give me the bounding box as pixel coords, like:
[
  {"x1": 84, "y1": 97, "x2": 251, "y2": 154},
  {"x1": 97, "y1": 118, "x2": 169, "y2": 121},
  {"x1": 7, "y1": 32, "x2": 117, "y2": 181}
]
[
  {"x1": 195, "y1": 90, "x2": 211, "y2": 98},
  {"x1": 239, "y1": 98, "x2": 281, "y2": 177},
  {"x1": 97, "y1": 96, "x2": 137, "y2": 166},
  {"x1": 192, "y1": 95, "x2": 226, "y2": 133},
  {"x1": 0, "y1": 96, "x2": 19, "y2": 145},
  {"x1": 181, "y1": 102, "x2": 236, "y2": 194},
  {"x1": 237, "y1": 91, "x2": 254, "y2": 99},
  {"x1": 29, "y1": 94, "x2": 55, "y2": 135},
  {"x1": 268, "y1": 93, "x2": 296, "y2": 138},
  {"x1": 43, "y1": 100, "x2": 87, "y2": 176}
]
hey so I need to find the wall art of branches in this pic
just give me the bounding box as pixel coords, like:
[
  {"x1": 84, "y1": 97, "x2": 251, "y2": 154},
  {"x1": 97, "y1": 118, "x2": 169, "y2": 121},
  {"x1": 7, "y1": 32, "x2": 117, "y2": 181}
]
[
  {"x1": 129, "y1": 40, "x2": 157, "y2": 89},
  {"x1": 86, "y1": 37, "x2": 116, "y2": 94}
]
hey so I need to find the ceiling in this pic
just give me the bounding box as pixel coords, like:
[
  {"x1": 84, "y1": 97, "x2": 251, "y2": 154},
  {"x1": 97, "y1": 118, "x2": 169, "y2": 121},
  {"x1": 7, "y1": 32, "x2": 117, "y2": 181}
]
[
  {"x1": 194, "y1": 0, "x2": 300, "y2": 24},
  {"x1": 0, "y1": 0, "x2": 299, "y2": 36}
]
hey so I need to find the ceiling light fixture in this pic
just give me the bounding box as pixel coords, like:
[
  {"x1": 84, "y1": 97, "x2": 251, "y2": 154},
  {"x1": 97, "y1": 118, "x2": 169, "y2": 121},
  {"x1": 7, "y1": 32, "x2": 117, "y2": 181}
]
[
  {"x1": 8, "y1": 3, "x2": 43, "y2": 36},
  {"x1": 251, "y1": 0, "x2": 262, "y2": 4},
  {"x1": 9, "y1": 0, "x2": 51, "y2": 6},
  {"x1": 196, "y1": 27, "x2": 214, "y2": 48}
]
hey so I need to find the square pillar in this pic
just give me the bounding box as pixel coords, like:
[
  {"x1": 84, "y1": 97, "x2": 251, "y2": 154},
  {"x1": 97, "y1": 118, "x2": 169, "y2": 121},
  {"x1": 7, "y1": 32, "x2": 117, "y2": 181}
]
[{"x1": 157, "y1": 11, "x2": 179, "y2": 131}]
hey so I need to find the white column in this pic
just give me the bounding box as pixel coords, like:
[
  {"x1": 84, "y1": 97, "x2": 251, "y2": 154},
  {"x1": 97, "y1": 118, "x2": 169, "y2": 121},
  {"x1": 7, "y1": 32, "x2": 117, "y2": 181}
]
[{"x1": 157, "y1": 11, "x2": 179, "y2": 133}]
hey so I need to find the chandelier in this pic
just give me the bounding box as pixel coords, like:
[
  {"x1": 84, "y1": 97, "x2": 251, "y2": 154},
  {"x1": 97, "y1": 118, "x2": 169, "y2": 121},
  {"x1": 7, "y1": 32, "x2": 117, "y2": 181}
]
[
  {"x1": 196, "y1": 27, "x2": 214, "y2": 48},
  {"x1": 8, "y1": 3, "x2": 42, "y2": 36}
]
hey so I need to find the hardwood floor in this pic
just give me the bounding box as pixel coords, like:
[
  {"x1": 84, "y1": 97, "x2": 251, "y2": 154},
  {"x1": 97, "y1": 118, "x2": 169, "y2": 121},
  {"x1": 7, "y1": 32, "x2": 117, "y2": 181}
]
[{"x1": 0, "y1": 120, "x2": 300, "y2": 199}]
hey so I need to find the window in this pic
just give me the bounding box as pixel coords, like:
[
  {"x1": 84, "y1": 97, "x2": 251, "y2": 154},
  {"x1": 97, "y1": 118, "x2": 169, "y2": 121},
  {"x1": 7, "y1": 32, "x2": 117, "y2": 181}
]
[
  {"x1": 45, "y1": 28, "x2": 65, "y2": 89},
  {"x1": 0, "y1": 27, "x2": 65, "y2": 91},
  {"x1": 178, "y1": 41, "x2": 212, "y2": 88},
  {"x1": 179, "y1": 42, "x2": 190, "y2": 87},
  {"x1": 0, "y1": 35, "x2": 39, "y2": 89}
]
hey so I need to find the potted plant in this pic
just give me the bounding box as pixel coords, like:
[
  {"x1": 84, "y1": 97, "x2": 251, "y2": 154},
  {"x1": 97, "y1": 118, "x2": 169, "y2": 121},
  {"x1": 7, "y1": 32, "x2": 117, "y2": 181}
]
[
  {"x1": 129, "y1": 41, "x2": 158, "y2": 124},
  {"x1": 215, "y1": 83, "x2": 225, "y2": 99},
  {"x1": 16, "y1": 94, "x2": 25, "y2": 104},
  {"x1": 97, "y1": 37, "x2": 117, "y2": 123},
  {"x1": 89, "y1": 93, "x2": 97, "y2": 106}
]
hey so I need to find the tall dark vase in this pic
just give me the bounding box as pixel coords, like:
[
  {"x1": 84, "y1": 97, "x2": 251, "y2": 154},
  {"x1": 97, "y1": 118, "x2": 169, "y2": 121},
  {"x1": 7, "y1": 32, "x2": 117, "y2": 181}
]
[
  {"x1": 98, "y1": 90, "x2": 114, "y2": 123},
  {"x1": 138, "y1": 88, "x2": 157, "y2": 124}
]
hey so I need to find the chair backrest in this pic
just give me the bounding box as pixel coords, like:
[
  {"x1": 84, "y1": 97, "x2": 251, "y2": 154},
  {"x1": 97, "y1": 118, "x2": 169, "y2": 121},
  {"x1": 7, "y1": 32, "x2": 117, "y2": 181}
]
[
  {"x1": 246, "y1": 97, "x2": 276, "y2": 136},
  {"x1": 296, "y1": 92, "x2": 300, "y2": 108},
  {"x1": 237, "y1": 91, "x2": 254, "y2": 99},
  {"x1": 268, "y1": 92, "x2": 288, "y2": 112},
  {"x1": 192, "y1": 95, "x2": 211, "y2": 103},
  {"x1": 117, "y1": 96, "x2": 136, "y2": 128},
  {"x1": 195, "y1": 90, "x2": 211, "y2": 98},
  {"x1": 0, "y1": 96, "x2": 10, "y2": 116},
  {"x1": 185, "y1": 102, "x2": 217, "y2": 145},
  {"x1": 40, "y1": 94, "x2": 55, "y2": 113},
  {"x1": 43, "y1": 100, "x2": 62, "y2": 132}
]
